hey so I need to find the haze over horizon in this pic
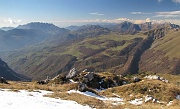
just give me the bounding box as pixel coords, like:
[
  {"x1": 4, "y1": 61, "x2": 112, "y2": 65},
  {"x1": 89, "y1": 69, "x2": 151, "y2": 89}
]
[{"x1": 0, "y1": 0, "x2": 180, "y2": 27}]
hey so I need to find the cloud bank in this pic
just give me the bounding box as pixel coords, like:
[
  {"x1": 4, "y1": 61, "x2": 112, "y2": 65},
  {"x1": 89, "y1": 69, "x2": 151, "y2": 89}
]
[
  {"x1": 157, "y1": 0, "x2": 180, "y2": 3},
  {"x1": 155, "y1": 10, "x2": 180, "y2": 18},
  {"x1": 172, "y1": 0, "x2": 180, "y2": 3}
]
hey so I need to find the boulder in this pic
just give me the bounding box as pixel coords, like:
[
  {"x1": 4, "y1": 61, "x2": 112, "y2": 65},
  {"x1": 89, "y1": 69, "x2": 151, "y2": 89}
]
[
  {"x1": 83, "y1": 72, "x2": 94, "y2": 83},
  {"x1": 133, "y1": 77, "x2": 141, "y2": 82},
  {"x1": 145, "y1": 95, "x2": 154, "y2": 103},
  {"x1": 145, "y1": 95, "x2": 159, "y2": 103},
  {"x1": 37, "y1": 80, "x2": 47, "y2": 85},
  {"x1": 78, "y1": 83, "x2": 86, "y2": 92}
]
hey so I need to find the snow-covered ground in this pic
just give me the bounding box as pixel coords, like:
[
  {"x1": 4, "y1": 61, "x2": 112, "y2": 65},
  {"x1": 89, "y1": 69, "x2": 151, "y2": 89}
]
[
  {"x1": 129, "y1": 98, "x2": 143, "y2": 105},
  {"x1": 0, "y1": 89, "x2": 92, "y2": 109},
  {"x1": 68, "y1": 90, "x2": 124, "y2": 105}
]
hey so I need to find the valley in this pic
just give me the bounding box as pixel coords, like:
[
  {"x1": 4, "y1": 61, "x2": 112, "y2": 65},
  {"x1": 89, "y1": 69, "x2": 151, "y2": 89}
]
[{"x1": 0, "y1": 21, "x2": 180, "y2": 109}]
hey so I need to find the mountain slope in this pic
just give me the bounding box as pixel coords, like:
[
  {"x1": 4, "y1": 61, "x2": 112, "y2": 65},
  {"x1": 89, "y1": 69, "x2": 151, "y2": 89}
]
[
  {"x1": 2, "y1": 32, "x2": 147, "y2": 80},
  {"x1": 0, "y1": 27, "x2": 14, "y2": 31},
  {"x1": 1, "y1": 22, "x2": 180, "y2": 80},
  {"x1": 139, "y1": 29, "x2": 180, "y2": 74},
  {"x1": 113, "y1": 21, "x2": 141, "y2": 34},
  {"x1": 0, "y1": 22, "x2": 69, "y2": 52},
  {"x1": 0, "y1": 58, "x2": 22, "y2": 80}
]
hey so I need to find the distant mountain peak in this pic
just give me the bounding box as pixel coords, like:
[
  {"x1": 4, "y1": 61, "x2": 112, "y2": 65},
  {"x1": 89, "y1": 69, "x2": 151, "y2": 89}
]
[
  {"x1": 17, "y1": 22, "x2": 60, "y2": 30},
  {"x1": 0, "y1": 27, "x2": 15, "y2": 31}
]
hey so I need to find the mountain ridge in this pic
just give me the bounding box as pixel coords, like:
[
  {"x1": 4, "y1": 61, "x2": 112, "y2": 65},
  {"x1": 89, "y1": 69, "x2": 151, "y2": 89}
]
[{"x1": 0, "y1": 22, "x2": 179, "y2": 80}]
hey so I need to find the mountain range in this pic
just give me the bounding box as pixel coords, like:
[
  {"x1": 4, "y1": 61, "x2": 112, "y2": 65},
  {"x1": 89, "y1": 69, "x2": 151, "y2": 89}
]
[{"x1": 0, "y1": 21, "x2": 179, "y2": 80}]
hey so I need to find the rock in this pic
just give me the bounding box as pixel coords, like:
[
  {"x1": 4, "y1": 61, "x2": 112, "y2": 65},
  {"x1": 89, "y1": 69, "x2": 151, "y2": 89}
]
[
  {"x1": 152, "y1": 98, "x2": 158, "y2": 103},
  {"x1": 123, "y1": 81, "x2": 127, "y2": 85},
  {"x1": 51, "y1": 74, "x2": 68, "y2": 84},
  {"x1": 176, "y1": 95, "x2": 180, "y2": 100},
  {"x1": 144, "y1": 95, "x2": 159, "y2": 103},
  {"x1": 78, "y1": 83, "x2": 86, "y2": 92},
  {"x1": 133, "y1": 77, "x2": 141, "y2": 82},
  {"x1": 66, "y1": 68, "x2": 77, "y2": 79},
  {"x1": 145, "y1": 95, "x2": 154, "y2": 103},
  {"x1": 84, "y1": 72, "x2": 94, "y2": 82},
  {"x1": 144, "y1": 75, "x2": 168, "y2": 83},
  {"x1": 37, "y1": 76, "x2": 51, "y2": 85},
  {"x1": 160, "y1": 77, "x2": 169, "y2": 83},
  {"x1": 0, "y1": 77, "x2": 8, "y2": 84},
  {"x1": 37, "y1": 80, "x2": 47, "y2": 85},
  {"x1": 82, "y1": 69, "x2": 88, "y2": 72}
]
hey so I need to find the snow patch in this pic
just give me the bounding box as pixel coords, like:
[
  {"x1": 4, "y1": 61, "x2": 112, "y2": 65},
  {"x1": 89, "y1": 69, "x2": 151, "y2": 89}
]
[
  {"x1": 0, "y1": 89, "x2": 92, "y2": 109},
  {"x1": 69, "y1": 79, "x2": 78, "y2": 83},
  {"x1": 167, "y1": 101, "x2": 173, "y2": 106},
  {"x1": 68, "y1": 90, "x2": 124, "y2": 102},
  {"x1": 129, "y1": 98, "x2": 143, "y2": 105}
]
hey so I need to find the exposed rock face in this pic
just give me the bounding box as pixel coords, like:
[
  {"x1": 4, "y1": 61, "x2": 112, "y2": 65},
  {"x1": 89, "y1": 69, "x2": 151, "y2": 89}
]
[
  {"x1": 72, "y1": 71, "x2": 125, "y2": 90},
  {"x1": 66, "y1": 68, "x2": 77, "y2": 79},
  {"x1": 113, "y1": 21, "x2": 141, "y2": 34}
]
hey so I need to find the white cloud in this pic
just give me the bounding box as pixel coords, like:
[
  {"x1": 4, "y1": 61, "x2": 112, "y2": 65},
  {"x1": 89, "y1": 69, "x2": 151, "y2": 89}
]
[
  {"x1": 157, "y1": 0, "x2": 180, "y2": 3},
  {"x1": 7, "y1": 18, "x2": 16, "y2": 24},
  {"x1": 90, "y1": 12, "x2": 104, "y2": 16},
  {"x1": 0, "y1": 17, "x2": 25, "y2": 27},
  {"x1": 131, "y1": 12, "x2": 151, "y2": 15},
  {"x1": 155, "y1": 10, "x2": 180, "y2": 18},
  {"x1": 131, "y1": 12, "x2": 142, "y2": 14},
  {"x1": 172, "y1": 0, "x2": 180, "y2": 3}
]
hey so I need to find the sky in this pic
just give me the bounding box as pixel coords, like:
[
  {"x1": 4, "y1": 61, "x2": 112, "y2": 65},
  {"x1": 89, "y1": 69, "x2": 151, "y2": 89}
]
[{"x1": 0, "y1": 0, "x2": 180, "y2": 27}]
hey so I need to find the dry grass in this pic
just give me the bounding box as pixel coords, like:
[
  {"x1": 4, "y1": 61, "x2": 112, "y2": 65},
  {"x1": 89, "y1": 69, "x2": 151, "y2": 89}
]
[
  {"x1": 0, "y1": 76, "x2": 180, "y2": 109},
  {"x1": 0, "y1": 81, "x2": 78, "y2": 92},
  {"x1": 100, "y1": 80, "x2": 180, "y2": 102}
]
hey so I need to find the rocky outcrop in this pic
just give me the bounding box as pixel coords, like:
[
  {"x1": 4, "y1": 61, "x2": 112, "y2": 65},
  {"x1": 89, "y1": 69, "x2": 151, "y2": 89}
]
[
  {"x1": 144, "y1": 75, "x2": 169, "y2": 83},
  {"x1": 66, "y1": 68, "x2": 77, "y2": 79},
  {"x1": 50, "y1": 69, "x2": 126, "y2": 91}
]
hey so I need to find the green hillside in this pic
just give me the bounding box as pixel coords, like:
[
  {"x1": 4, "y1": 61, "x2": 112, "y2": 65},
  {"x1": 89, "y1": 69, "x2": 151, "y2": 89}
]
[
  {"x1": 139, "y1": 29, "x2": 180, "y2": 74},
  {"x1": 153, "y1": 30, "x2": 180, "y2": 59},
  {"x1": 3, "y1": 32, "x2": 146, "y2": 80}
]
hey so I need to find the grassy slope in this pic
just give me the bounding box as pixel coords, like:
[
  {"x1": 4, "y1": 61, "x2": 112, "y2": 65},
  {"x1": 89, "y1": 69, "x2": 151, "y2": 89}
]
[
  {"x1": 139, "y1": 30, "x2": 180, "y2": 74},
  {"x1": 4, "y1": 32, "x2": 146, "y2": 80},
  {"x1": 152, "y1": 30, "x2": 180, "y2": 59},
  {"x1": 63, "y1": 32, "x2": 146, "y2": 58}
]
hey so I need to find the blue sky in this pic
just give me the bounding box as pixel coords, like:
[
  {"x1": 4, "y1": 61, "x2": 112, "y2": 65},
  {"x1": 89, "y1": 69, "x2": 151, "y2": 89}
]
[{"x1": 0, "y1": 0, "x2": 180, "y2": 27}]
